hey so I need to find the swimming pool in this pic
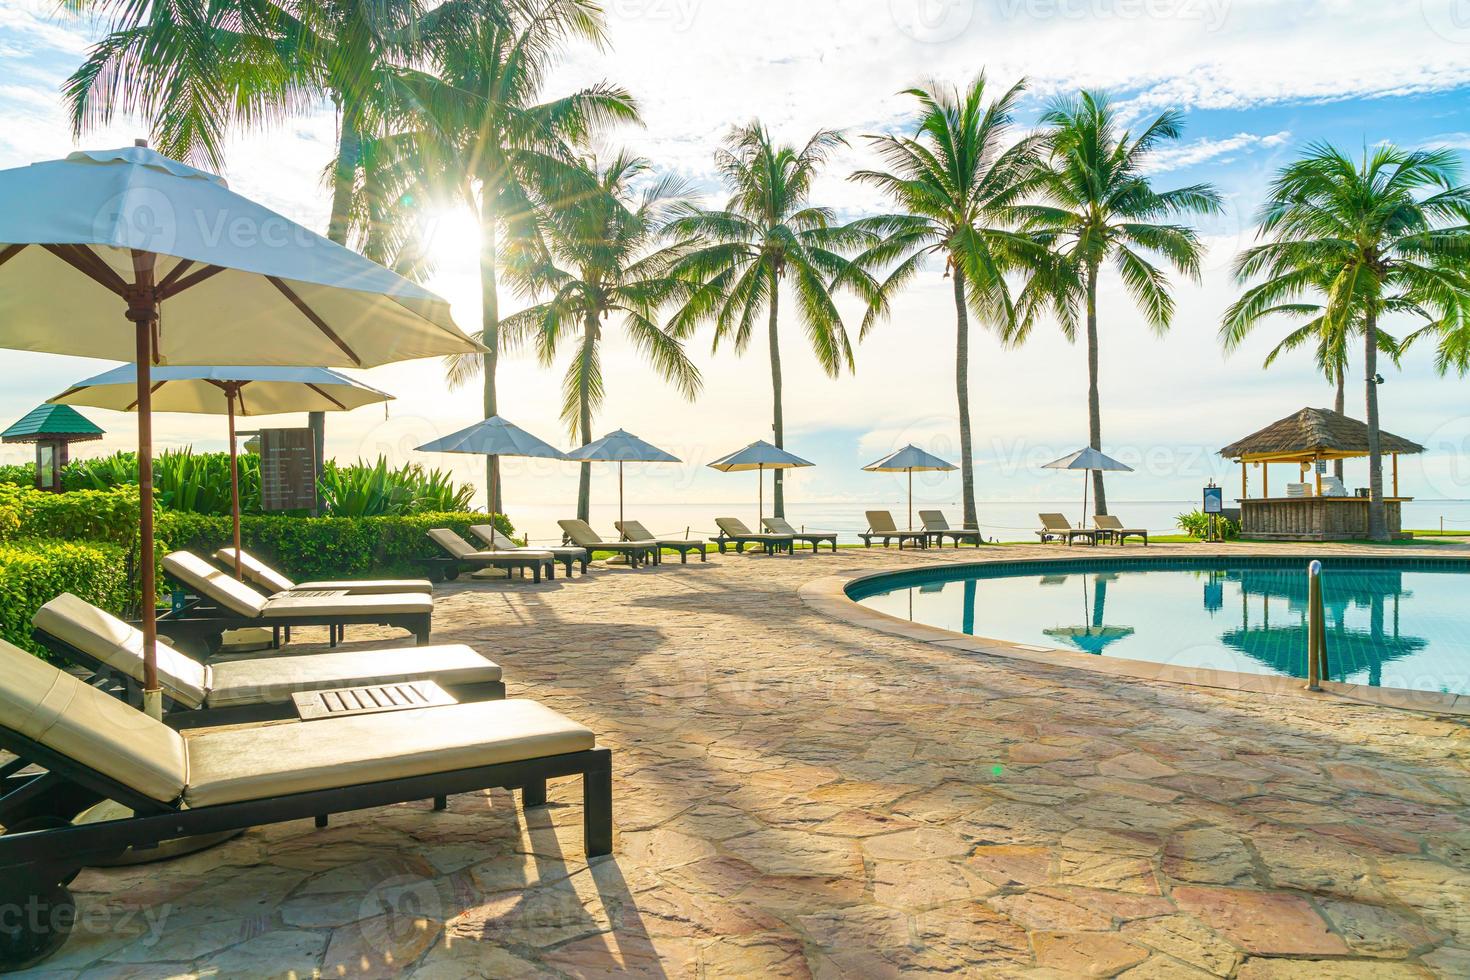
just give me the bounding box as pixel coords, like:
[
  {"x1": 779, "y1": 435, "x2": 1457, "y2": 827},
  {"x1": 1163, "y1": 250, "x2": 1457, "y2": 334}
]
[{"x1": 848, "y1": 557, "x2": 1470, "y2": 696}]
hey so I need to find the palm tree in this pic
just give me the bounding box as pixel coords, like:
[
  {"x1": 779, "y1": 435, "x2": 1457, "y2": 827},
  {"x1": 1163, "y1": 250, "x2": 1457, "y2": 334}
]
[
  {"x1": 666, "y1": 122, "x2": 867, "y2": 518},
  {"x1": 405, "y1": 0, "x2": 639, "y2": 512},
  {"x1": 1017, "y1": 91, "x2": 1222, "y2": 516},
  {"x1": 846, "y1": 75, "x2": 1042, "y2": 530},
  {"x1": 1231, "y1": 142, "x2": 1470, "y2": 539},
  {"x1": 503, "y1": 152, "x2": 701, "y2": 519}
]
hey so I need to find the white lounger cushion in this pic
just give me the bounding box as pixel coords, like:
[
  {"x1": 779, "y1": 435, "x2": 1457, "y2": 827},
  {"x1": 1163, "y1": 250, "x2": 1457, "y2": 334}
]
[
  {"x1": 184, "y1": 699, "x2": 594, "y2": 807},
  {"x1": 0, "y1": 639, "x2": 188, "y2": 802},
  {"x1": 34, "y1": 593, "x2": 211, "y2": 709},
  {"x1": 206, "y1": 645, "x2": 502, "y2": 707},
  {"x1": 213, "y1": 548, "x2": 433, "y2": 595},
  {"x1": 164, "y1": 552, "x2": 431, "y2": 618}
]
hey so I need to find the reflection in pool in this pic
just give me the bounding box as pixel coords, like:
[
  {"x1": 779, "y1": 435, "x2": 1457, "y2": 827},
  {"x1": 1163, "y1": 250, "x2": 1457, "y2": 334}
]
[{"x1": 850, "y1": 560, "x2": 1469, "y2": 696}]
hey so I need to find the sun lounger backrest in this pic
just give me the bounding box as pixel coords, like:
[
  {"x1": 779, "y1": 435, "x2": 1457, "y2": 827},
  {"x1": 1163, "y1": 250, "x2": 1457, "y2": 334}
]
[
  {"x1": 0, "y1": 638, "x2": 187, "y2": 804},
  {"x1": 468, "y1": 524, "x2": 518, "y2": 551},
  {"x1": 865, "y1": 511, "x2": 898, "y2": 533},
  {"x1": 214, "y1": 548, "x2": 294, "y2": 594},
  {"x1": 163, "y1": 552, "x2": 268, "y2": 617},
  {"x1": 33, "y1": 593, "x2": 210, "y2": 709},
  {"x1": 614, "y1": 520, "x2": 655, "y2": 541},
  {"x1": 558, "y1": 519, "x2": 603, "y2": 548},
  {"x1": 1039, "y1": 513, "x2": 1073, "y2": 531},
  {"x1": 1093, "y1": 514, "x2": 1123, "y2": 530},
  {"x1": 917, "y1": 510, "x2": 949, "y2": 530},
  {"x1": 715, "y1": 517, "x2": 753, "y2": 537},
  {"x1": 428, "y1": 528, "x2": 476, "y2": 559},
  {"x1": 762, "y1": 517, "x2": 796, "y2": 534}
]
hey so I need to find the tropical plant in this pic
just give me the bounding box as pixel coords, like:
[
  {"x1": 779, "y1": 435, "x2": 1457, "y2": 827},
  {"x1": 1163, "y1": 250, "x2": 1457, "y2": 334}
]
[
  {"x1": 847, "y1": 75, "x2": 1042, "y2": 529},
  {"x1": 1176, "y1": 509, "x2": 1239, "y2": 540},
  {"x1": 318, "y1": 458, "x2": 476, "y2": 516},
  {"x1": 387, "y1": 0, "x2": 638, "y2": 511},
  {"x1": 0, "y1": 464, "x2": 33, "y2": 487},
  {"x1": 504, "y1": 152, "x2": 700, "y2": 519},
  {"x1": 667, "y1": 122, "x2": 868, "y2": 518},
  {"x1": 1230, "y1": 142, "x2": 1470, "y2": 539},
  {"x1": 1016, "y1": 90, "x2": 1222, "y2": 516}
]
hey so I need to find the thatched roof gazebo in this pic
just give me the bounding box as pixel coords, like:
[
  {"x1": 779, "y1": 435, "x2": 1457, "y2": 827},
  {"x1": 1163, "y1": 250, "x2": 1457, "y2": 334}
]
[{"x1": 1219, "y1": 407, "x2": 1422, "y2": 541}]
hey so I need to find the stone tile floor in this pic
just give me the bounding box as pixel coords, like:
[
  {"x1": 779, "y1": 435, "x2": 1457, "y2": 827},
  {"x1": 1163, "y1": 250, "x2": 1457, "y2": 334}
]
[{"x1": 21, "y1": 541, "x2": 1470, "y2": 977}]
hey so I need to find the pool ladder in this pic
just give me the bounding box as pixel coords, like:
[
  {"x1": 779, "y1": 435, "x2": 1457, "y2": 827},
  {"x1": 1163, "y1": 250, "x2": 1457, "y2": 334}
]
[{"x1": 1305, "y1": 560, "x2": 1330, "y2": 691}]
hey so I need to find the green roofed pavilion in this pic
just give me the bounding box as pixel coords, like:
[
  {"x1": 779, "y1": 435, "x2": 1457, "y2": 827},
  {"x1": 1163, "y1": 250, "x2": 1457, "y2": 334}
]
[{"x1": 2, "y1": 403, "x2": 104, "y2": 492}]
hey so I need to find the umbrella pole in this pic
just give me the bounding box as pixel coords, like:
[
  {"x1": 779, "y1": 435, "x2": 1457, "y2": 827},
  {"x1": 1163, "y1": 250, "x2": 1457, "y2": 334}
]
[
  {"x1": 908, "y1": 469, "x2": 913, "y2": 530},
  {"x1": 758, "y1": 465, "x2": 763, "y2": 525},
  {"x1": 129, "y1": 251, "x2": 161, "y2": 719},
  {"x1": 227, "y1": 387, "x2": 242, "y2": 579},
  {"x1": 1082, "y1": 471, "x2": 1089, "y2": 529},
  {"x1": 619, "y1": 461, "x2": 625, "y2": 531},
  {"x1": 488, "y1": 454, "x2": 499, "y2": 517}
]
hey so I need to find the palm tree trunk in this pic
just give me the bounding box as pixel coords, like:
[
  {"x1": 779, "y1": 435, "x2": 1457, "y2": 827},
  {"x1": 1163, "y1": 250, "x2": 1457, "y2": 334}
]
[
  {"x1": 315, "y1": 102, "x2": 362, "y2": 511},
  {"x1": 576, "y1": 312, "x2": 597, "y2": 523},
  {"x1": 1086, "y1": 264, "x2": 1107, "y2": 517},
  {"x1": 953, "y1": 272, "x2": 977, "y2": 530},
  {"x1": 1364, "y1": 308, "x2": 1386, "y2": 541},
  {"x1": 479, "y1": 192, "x2": 501, "y2": 516},
  {"x1": 768, "y1": 265, "x2": 786, "y2": 519},
  {"x1": 1333, "y1": 363, "x2": 1346, "y2": 482}
]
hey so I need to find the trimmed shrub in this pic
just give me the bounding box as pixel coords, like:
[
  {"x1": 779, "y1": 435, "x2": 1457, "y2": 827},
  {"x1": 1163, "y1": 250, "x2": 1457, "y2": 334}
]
[
  {"x1": 158, "y1": 511, "x2": 516, "y2": 579},
  {"x1": 0, "y1": 483, "x2": 142, "y2": 546},
  {"x1": 0, "y1": 539, "x2": 132, "y2": 655}
]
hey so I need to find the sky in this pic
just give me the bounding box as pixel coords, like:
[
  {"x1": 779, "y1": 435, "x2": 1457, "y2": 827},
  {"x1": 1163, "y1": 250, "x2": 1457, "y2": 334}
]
[{"x1": 3, "y1": 0, "x2": 1470, "y2": 526}]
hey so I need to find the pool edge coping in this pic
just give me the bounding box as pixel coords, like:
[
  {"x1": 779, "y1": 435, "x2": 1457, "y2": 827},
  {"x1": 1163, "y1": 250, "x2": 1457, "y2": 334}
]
[{"x1": 797, "y1": 552, "x2": 1470, "y2": 718}]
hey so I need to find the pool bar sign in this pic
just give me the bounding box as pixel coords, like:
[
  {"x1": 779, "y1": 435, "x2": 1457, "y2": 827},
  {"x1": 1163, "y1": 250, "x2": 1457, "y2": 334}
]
[{"x1": 1203, "y1": 485, "x2": 1224, "y2": 514}]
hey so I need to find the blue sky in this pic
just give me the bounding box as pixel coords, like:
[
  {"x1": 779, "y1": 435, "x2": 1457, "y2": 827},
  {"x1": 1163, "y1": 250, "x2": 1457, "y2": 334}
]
[{"x1": 2, "y1": 0, "x2": 1470, "y2": 520}]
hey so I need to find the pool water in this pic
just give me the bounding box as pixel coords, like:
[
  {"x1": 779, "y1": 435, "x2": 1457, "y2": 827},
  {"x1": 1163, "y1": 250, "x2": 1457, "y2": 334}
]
[{"x1": 850, "y1": 559, "x2": 1470, "y2": 696}]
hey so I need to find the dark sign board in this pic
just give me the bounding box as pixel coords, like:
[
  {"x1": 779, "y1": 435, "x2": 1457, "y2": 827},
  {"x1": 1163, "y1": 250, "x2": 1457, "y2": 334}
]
[
  {"x1": 259, "y1": 427, "x2": 318, "y2": 512},
  {"x1": 1202, "y1": 485, "x2": 1224, "y2": 514}
]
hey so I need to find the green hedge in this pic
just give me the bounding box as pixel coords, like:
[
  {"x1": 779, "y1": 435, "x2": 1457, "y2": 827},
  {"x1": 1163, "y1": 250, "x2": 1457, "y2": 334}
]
[
  {"x1": 0, "y1": 484, "x2": 142, "y2": 546},
  {"x1": 0, "y1": 539, "x2": 132, "y2": 655},
  {"x1": 157, "y1": 511, "x2": 516, "y2": 579}
]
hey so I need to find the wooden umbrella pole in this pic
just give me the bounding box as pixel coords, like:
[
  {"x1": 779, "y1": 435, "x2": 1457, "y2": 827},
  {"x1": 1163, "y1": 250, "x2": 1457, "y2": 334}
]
[
  {"x1": 127, "y1": 250, "x2": 161, "y2": 716},
  {"x1": 488, "y1": 454, "x2": 499, "y2": 516},
  {"x1": 758, "y1": 465, "x2": 763, "y2": 525},
  {"x1": 619, "y1": 460, "x2": 625, "y2": 530},
  {"x1": 908, "y1": 469, "x2": 913, "y2": 530},
  {"x1": 1081, "y1": 470, "x2": 1089, "y2": 529},
  {"x1": 227, "y1": 385, "x2": 242, "y2": 579}
]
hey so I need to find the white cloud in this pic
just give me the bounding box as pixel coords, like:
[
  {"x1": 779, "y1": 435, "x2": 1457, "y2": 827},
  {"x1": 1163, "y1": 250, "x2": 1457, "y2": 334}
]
[{"x1": 1146, "y1": 130, "x2": 1292, "y2": 172}]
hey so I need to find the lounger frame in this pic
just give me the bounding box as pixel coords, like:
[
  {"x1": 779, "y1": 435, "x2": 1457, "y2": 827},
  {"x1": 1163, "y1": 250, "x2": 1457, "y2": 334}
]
[
  {"x1": 30, "y1": 628, "x2": 506, "y2": 729},
  {"x1": 858, "y1": 529, "x2": 929, "y2": 549},
  {"x1": 414, "y1": 552, "x2": 560, "y2": 583},
  {"x1": 708, "y1": 532, "x2": 794, "y2": 556},
  {"x1": 760, "y1": 520, "x2": 837, "y2": 553},
  {"x1": 149, "y1": 593, "x2": 431, "y2": 655}
]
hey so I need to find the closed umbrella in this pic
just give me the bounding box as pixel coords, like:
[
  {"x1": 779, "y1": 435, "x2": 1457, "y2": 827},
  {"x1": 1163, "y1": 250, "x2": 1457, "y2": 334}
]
[
  {"x1": 1042, "y1": 447, "x2": 1133, "y2": 528},
  {"x1": 862, "y1": 444, "x2": 958, "y2": 530},
  {"x1": 0, "y1": 142, "x2": 479, "y2": 717},
  {"x1": 563, "y1": 429, "x2": 680, "y2": 531},
  {"x1": 52, "y1": 365, "x2": 392, "y2": 579},
  {"x1": 707, "y1": 440, "x2": 814, "y2": 525},
  {"x1": 417, "y1": 416, "x2": 567, "y2": 517}
]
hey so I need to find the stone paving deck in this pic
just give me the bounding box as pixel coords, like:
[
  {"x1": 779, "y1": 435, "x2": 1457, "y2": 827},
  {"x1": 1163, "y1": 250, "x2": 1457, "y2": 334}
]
[{"x1": 25, "y1": 541, "x2": 1470, "y2": 977}]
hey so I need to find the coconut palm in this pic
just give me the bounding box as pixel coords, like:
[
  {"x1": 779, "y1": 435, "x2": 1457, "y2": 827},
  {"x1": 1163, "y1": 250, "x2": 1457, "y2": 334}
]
[
  {"x1": 1016, "y1": 91, "x2": 1222, "y2": 516},
  {"x1": 405, "y1": 0, "x2": 639, "y2": 511},
  {"x1": 666, "y1": 122, "x2": 868, "y2": 518},
  {"x1": 504, "y1": 152, "x2": 701, "y2": 519},
  {"x1": 1231, "y1": 142, "x2": 1470, "y2": 539},
  {"x1": 846, "y1": 75, "x2": 1042, "y2": 530}
]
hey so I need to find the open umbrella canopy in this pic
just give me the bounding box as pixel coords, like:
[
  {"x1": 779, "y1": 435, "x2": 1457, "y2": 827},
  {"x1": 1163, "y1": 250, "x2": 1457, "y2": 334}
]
[
  {"x1": 417, "y1": 416, "x2": 566, "y2": 459},
  {"x1": 707, "y1": 440, "x2": 813, "y2": 472},
  {"x1": 0, "y1": 145, "x2": 479, "y2": 366},
  {"x1": 565, "y1": 429, "x2": 680, "y2": 463},
  {"x1": 51, "y1": 365, "x2": 392, "y2": 415},
  {"x1": 862, "y1": 444, "x2": 957, "y2": 473},
  {"x1": 1042, "y1": 447, "x2": 1133, "y2": 473}
]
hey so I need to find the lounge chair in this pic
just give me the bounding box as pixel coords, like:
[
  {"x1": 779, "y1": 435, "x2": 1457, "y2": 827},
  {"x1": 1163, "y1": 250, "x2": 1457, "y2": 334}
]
[
  {"x1": 1093, "y1": 514, "x2": 1148, "y2": 546},
  {"x1": 761, "y1": 517, "x2": 838, "y2": 553},
  {"x1": 858, "y1": 511, "x2": 928, "y2": 549},
  {"x1": 0, "y1": 637, "x2": 611, "y2": 970},
  {"x1": 159, "y1": 551, "x2": 433, "y2": 653},
  {"x1": 213, "y1": 547, "x2": 432, "y2": 595},
  {"x1": 1036, "y1": 513, "x2": 1097, "y2": 546},
  {"x1": 614, "y1": 520, "x2": 707, "y2": 563},
  {"x1": 558, "y1": 519, "x2": 659, "y2": 567},
  {"x1": 710, "y1": 517, "x2": 794, "y2": 555},
  {"x1": 918, "y1": 510, "x2": 984, "y2": 548},
  {"x1": 422, "y1": 528, "x2": 557, "y2": 583},
  {"x1": 468, "y1": 525, "x2": 589, "y2": 576},
  {"x1": 32, "y1": 592, "x2": 505, "y2": 728}
]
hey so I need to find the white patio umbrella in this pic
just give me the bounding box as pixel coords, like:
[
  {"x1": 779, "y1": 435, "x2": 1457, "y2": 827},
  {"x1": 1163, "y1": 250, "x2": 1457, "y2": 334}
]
[
  {"x1": 862, "y1": 444, "x2": 958, "y2": 530},
  {"x1": 707, "y1": 440, "x2": 814, "y2": 525},
  {"x1": 563, "y1": 429, "x2": 680, "y2": 532},
  {"x1": 416, "y1": 415, "x2": 567, "y2": 516},
  {"x1": 51, "y1": 365, "x2": 393, "y2": 579},
  {"x1": 0, "y1": 142, "x2": 480, "y2": 717},
  {"x1": 1042, "y1": 447, "x2": 1134, "y2": 527}
]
